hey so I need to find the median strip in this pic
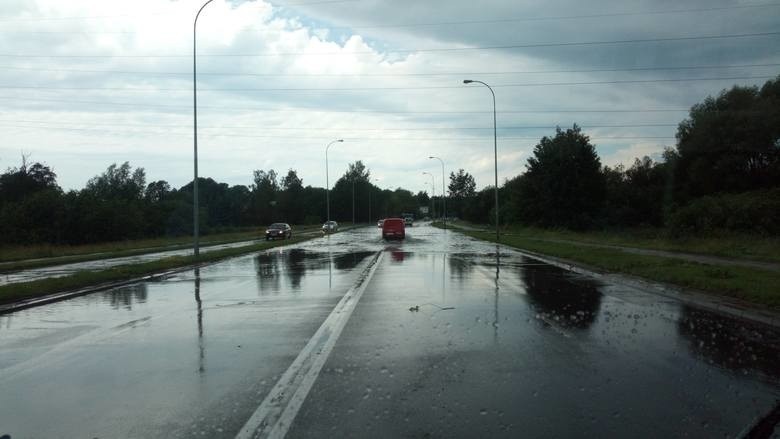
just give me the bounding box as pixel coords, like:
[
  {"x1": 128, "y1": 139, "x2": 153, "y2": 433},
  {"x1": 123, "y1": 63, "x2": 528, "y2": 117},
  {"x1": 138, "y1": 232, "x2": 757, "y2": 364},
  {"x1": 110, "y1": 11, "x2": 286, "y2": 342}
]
[
  {"x1": 0, "y1": 226, "x2": 323, "y2": 273},
  {"x1": 0, "y1": 235, "x2": 316, "y2": 312}
]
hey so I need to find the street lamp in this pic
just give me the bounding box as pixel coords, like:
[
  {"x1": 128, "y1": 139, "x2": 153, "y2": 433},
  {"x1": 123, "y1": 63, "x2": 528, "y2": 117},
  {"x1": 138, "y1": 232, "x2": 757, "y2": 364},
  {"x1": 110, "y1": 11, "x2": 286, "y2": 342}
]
[
  {"x1": 423, "y1": 171, "x2": 435, "y2": 219},
  {"x1": 368, "y1": 178, "x2": 379, "y2": 224},
  {"x1": 192, "y1": 0, "x2": 216, "y2": 257},
  {"x1": 463, "y1": 79, "x2": 499, "y2": 242},
  {"x1": 325, "y1": 139, "x2": 343, "y2": 224},
  {"x1": 428, "y1": 156, "x2": 446, "y2": 227}
]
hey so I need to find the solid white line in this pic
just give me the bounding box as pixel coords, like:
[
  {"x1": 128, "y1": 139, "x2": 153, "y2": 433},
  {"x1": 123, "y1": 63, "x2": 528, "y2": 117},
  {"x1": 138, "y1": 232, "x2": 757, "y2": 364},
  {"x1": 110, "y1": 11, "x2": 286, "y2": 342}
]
[{"x1": 235, "y1": 251, "x2": 384, "y2": 439}]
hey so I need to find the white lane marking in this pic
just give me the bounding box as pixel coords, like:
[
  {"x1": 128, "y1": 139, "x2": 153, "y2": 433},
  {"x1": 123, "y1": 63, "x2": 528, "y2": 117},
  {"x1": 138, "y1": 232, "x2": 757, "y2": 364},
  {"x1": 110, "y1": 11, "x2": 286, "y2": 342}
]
[{"x1": 235, "y1": 251, "x2": 384, "y2": 439}]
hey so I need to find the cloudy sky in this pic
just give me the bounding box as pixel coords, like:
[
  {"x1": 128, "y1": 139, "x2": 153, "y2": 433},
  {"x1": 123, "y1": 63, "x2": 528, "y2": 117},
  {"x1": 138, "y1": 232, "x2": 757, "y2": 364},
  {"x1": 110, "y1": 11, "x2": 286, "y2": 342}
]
[{"x1": 0, "y1": 0, "x2": 778, "y2": 194}]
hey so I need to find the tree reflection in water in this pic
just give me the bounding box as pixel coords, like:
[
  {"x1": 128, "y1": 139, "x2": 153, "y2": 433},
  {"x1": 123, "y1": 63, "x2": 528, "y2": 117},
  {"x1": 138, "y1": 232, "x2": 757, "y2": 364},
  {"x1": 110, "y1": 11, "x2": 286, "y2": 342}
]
[
  {"x1": 520, "y1": 262, "x2": 603, "y2": 330},
  {"x1": 102, "y1": 283, "x2": 148, "y2": 310},
  {"x1": 254, "y1": 250, "x2": 372, "y2": 294},
  {"x1": 447, "y1": 253, "x2": 475, "y2": 281}
]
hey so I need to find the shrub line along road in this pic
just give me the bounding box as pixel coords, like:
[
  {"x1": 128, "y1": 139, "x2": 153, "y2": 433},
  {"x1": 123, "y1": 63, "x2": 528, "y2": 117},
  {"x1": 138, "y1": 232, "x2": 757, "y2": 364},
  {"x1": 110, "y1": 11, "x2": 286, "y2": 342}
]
[
  {"x1": 0, "y1": 224, "x2": 778, "y2": 438},
  {"x1": 446, "y1": 222, "x2": 780, "y2": 272}
]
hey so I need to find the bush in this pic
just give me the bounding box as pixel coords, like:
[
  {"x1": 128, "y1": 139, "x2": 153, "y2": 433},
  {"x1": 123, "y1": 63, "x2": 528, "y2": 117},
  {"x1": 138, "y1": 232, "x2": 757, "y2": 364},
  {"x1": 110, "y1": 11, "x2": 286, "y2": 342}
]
[{"x1": 668, "y1": 188, "x2": 780, "y2": 235}]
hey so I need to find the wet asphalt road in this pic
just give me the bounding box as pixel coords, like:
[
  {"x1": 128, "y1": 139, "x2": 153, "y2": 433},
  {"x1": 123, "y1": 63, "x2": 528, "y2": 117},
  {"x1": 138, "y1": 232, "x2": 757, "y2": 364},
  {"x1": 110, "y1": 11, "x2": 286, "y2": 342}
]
[{"x1": 0, "y1": 224, "x2": 778, "y2": 438}]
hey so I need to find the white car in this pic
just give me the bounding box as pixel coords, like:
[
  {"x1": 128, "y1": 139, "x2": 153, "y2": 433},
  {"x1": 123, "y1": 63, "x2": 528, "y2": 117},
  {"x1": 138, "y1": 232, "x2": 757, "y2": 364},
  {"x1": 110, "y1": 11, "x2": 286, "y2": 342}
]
[
  {"x1": 322, "y1": 221, "x2": 339, "y2": 233},
  {"x1": 403, "y1": 216, "x2": 414, "y2": 227}
]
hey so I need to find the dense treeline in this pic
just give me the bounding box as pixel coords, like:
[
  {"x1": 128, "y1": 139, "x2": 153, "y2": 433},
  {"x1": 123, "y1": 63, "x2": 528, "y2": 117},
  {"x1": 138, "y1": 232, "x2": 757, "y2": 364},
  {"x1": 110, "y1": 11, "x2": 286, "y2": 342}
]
[
  {"x1": 3, "y1": 76, "x2": 778, "y2": 245},
  {"x1": 452, "y1": 75, "x2": 780, "y2": 234},
  {"x1": 0, "y1": 159, "x2": 423, "y2": 245}
]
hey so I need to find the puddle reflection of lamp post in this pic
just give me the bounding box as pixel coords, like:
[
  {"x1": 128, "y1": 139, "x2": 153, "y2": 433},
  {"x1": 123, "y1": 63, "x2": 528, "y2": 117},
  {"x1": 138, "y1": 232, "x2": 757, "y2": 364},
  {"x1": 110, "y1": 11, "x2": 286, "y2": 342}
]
[
  {"x1": 494, "y1": 247, "x2": 500, "y2": 344},
  {"x1": 463, "y1": 79, "x2": 499, "y2": 242},
  {"x1": 194, "y1": 268, "x2": 205, "y2": 373}
]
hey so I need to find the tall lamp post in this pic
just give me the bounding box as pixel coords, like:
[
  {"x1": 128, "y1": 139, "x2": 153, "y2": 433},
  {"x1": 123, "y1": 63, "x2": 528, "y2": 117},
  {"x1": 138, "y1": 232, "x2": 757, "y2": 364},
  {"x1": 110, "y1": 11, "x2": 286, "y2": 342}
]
[
  {"x1": 463, "y1": 79, "x2": 499, "y2": 242},
  {"x1": 428, "y1": 156, "x2": 446, "y2": 227},
  {"x1": 368, "y1": 178, "x2": 379, "y2": 224},
  {"x1": 193, "y1": 0, "x2": 216, "y2": 257},
  {"x1": 325, "y1": 139, "x2": 344, "y2": 224},
  {"x1": 423, "y1": 171, "x2": 435, "y2": 219}
]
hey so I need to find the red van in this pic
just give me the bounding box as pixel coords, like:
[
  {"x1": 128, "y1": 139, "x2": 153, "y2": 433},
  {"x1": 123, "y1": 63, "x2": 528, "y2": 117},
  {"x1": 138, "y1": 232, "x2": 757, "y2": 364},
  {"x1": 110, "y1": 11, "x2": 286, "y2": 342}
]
[{"x1": 381, "y1": 218, "x2": 405, "y2": 240}]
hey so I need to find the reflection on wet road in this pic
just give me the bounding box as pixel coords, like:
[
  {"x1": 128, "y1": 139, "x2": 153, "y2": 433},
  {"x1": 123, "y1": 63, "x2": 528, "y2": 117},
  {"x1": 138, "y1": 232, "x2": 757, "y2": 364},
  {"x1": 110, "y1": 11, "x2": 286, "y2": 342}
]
[{"x1": 0, "y1": 224, "x2": 778, "y2": 438}]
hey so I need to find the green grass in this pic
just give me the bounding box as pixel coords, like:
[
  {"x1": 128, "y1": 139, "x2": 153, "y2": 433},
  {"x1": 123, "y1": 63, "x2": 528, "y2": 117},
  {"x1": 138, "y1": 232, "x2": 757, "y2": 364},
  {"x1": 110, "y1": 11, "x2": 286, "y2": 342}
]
[
  {"x1": 0, "y1": 226, "x2": 321, "y2": 273},
  {"x1": 0, "y1": 234, "x2": 316, "y2": 306},
  {"x1": 447, "y1": 226, "x2": 780, "y2": 309},
  {"x1": 436, "y1": 221, "x2": 780, "y2": 263}
]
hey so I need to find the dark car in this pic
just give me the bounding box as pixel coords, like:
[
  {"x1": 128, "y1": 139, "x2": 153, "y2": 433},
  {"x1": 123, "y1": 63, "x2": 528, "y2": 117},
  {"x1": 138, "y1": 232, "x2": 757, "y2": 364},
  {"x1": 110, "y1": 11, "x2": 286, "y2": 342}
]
[
  {"x1": 382, "y1": 218, "x2": 405, "y2": 240},
  {"x1": 322, "y1": 221, "x2": 339, "y2": 233},
  {"x1": 265, "y1": 223, "x2": 292, "y2": 240}
]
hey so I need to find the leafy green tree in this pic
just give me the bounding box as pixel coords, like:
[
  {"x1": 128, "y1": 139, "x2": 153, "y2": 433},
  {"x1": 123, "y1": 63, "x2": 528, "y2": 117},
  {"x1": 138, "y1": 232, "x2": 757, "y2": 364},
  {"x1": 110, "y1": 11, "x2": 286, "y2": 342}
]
[
  {"x1": 251, "y1": 169, "x2": 279, "y2": 224},
  {"x1": 448, "y1": 169, "x2": 476, "y2": 198},
  {"x1": 0, "y1": 157, "x2": 64, "y2": 244},
  {"x1": 279, "y1": 169, "x2": 304, "y2": 223},
  {"x1": 67, "y1": 162, "x2": 148, "y2": 242},
  {"x1": 518, "y1": 125, "x2": 605, "y2": 229},
  {"x1": 281, "y1": 169, "x2": 303, "y2": 191},
  {"x1": 83, "y1": 162, "x2": 146, "y2": 201},
  {"x1": 384, "y1": 188, "x2": 417, "y2": 217},
  {"x1": 331, "y1": 162, "x2": 373, "y2": 223},
  {"x1": 300, "y1": 185, "x2": 326, "y2": 224},
  {"x1": 447, "y1": 169, "x2": 476, "y2": 218},
  {"x1": 0, "y1": 158, "x2": 60, "y2": 206},
  {"x1": 673, "y1": 75, "x2": 780, "y2": 199},
  {"x1": 144, "y1": 180, "x2": 170, "y2": 203},
  {"x1": 344, "y1": 160, "x2": 370, "y2": 183},
  {"x1": 0, "y1": 188, "x2": 65, "y2": 244},
  {"x1": 463, "y1": 186, "x2": 496, "y2": 224}
]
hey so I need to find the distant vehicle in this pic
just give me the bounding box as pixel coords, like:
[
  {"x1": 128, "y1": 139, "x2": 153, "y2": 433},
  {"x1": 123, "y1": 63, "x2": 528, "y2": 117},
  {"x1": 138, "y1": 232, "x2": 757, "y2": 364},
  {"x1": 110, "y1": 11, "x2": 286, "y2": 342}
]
[
  {"x1": 377, "y1": 219, "x2": 384, "y2": 228},
  {"x1": 403, "y1": 216, "x2": 414, "y2": 227},
  {"x1": 265, "y1": 223, "x2": 292, "y2": 240},
  {"x1": 382, "y1": 218, "x2": 405, "y2": 240},
  {"x1": 322, "y1": 220, "x2": 339, "y2": 234}
]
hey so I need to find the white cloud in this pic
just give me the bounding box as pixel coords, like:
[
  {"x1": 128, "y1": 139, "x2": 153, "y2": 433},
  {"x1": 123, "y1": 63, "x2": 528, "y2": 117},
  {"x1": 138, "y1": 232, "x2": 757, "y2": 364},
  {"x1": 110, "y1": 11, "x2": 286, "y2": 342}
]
[{"x1": 0, "y1": 0, "x2": 777, "y2": 193}]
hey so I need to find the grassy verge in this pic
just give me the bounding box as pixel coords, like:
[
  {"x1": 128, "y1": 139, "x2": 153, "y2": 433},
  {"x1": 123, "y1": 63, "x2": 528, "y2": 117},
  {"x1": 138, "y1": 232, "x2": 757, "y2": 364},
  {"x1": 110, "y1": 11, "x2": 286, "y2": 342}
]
[
  {"x1": 436, "y1": 221, "x2": 780, "y2": 263},
  {"x1": 0, "y1": 235, "x2": 314, "y2": 306},
  {"x1": 444, "y1": 225, "x2": 780, "y2": 309},
  {"x1": 0, "y1": 226, "x2": 321, "y2": 273}
]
